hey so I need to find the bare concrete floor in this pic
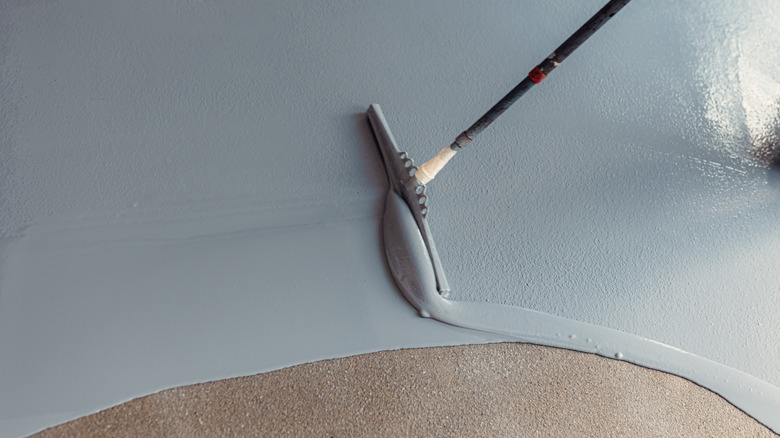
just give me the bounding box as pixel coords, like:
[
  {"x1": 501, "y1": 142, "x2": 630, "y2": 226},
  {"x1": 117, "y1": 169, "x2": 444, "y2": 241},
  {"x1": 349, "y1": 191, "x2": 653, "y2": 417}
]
[{"x1": 36, "y1": 343, "x2": 777, "y2": 437}]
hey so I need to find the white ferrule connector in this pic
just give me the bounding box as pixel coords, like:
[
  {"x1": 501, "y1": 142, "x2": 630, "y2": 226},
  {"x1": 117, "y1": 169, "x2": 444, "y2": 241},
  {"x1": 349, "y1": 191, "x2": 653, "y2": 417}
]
[{"x1": 415, "y1": 146, "x2": 457, "y2": 184}]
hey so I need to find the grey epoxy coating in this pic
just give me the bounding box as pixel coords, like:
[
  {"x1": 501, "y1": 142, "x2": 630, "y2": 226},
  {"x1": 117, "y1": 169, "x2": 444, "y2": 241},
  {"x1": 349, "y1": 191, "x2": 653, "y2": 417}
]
[{"x1": 1, "y1": 0, "x2": 779, "y2": 436}]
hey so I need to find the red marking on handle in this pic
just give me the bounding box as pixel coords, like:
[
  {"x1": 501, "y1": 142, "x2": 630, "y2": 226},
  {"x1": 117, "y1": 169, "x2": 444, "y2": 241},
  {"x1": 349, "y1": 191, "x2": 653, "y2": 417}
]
[{"x1": 529, "y1": 66, "x2": 546, "y2": 84}]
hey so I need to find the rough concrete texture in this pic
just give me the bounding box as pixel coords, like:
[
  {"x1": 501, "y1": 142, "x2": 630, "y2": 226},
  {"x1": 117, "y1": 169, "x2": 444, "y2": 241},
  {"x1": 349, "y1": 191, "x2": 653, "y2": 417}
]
[{"x1": 35, "y1": 344, "x2": 777, "y2": 438}]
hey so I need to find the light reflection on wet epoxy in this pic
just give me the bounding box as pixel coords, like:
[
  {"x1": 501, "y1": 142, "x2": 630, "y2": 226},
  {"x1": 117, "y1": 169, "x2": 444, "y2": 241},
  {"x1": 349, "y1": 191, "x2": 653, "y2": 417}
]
[{"x1": 692, "y1": 0, "x2": 780, "y2": 166}]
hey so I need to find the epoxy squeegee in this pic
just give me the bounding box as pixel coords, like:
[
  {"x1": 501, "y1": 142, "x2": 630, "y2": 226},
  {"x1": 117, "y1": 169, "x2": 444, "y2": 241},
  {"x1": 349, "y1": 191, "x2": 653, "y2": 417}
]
[{"x1": 367, "y1": 0, "x2": 632, "y2": 311}]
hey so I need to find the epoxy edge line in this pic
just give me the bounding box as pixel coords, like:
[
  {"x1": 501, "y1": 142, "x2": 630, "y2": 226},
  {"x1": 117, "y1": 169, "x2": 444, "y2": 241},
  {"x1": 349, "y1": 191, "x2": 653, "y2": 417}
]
[{"x1": 419, "y1": 295, "x2": 780, "y2": 434}]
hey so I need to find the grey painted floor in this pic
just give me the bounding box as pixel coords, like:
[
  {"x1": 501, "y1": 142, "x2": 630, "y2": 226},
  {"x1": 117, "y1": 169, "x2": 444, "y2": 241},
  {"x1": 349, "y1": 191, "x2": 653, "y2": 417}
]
[{"x1": 1, "y1": 0, "x2": 779, "y2": 436}]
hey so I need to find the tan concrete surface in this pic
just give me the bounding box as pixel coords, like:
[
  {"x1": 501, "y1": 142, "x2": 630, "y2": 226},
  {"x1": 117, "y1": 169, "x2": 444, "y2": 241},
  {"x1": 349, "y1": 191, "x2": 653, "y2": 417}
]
[{"x1": 35, "y1": 343, "x2": 777, "y2": 437}]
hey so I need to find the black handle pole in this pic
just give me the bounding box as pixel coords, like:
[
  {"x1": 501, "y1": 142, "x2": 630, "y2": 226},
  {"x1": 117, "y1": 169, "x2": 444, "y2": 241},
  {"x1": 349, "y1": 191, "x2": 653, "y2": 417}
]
[{"x1": 449, "y1": 0, "x2": 631, "y2": 150}]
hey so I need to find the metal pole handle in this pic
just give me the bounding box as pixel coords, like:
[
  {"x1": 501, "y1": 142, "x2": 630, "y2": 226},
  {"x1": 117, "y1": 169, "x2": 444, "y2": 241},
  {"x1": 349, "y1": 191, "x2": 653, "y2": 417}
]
[{"x1": 452, "y1": 0, "x2": 631, "y2": 150}]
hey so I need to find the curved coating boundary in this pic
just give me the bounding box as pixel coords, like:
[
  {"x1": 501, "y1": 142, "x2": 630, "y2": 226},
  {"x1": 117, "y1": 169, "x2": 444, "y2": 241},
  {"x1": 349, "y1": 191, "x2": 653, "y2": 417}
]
[
  {"x1": 424, "y1": 294, "x2": 780, "y2": 434},
  {"x1": 368, "y1": 105, "x2": 780, "y2": 434}
]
